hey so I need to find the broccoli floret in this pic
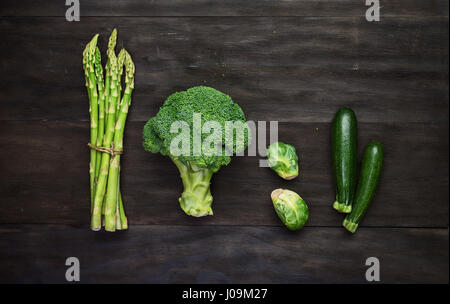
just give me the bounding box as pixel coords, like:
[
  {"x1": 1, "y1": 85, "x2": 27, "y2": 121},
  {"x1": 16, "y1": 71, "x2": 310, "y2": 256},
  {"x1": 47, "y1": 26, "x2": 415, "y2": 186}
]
[{"x1": 143, "y1": 86, "x2": 249, "y2": 217}]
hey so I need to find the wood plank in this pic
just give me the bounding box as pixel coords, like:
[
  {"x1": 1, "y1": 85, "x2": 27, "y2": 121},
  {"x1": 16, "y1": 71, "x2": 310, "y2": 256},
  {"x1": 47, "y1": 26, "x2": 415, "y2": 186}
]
[
  {"x1": 0, "y1": 17, "x2": 448, "y2": 123},
  {"x1": 0, "y1": 120, "x2": 447, "y2": 227},
  {"x1": 1, "y1": 0, "x2": 448, "y2": 17},
  {"x1": 0, "y1": 224, "x2": 447, "y2": 283}
]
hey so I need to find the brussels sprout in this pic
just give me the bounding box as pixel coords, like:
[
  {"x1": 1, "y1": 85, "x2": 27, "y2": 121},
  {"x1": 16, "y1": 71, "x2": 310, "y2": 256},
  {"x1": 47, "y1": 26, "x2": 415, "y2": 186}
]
[
  {"x1": 267, "y1": 142, "x2": 299, "y2": 180},
  {"x1": 271, "y1": 189, "x2": 309, "y2": 231}
]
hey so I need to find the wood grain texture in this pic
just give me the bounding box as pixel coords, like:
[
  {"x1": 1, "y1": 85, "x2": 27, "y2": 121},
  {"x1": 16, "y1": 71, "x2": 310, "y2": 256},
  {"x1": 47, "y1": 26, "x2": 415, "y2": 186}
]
[
  {"x1": 0, "y1": 17, "x2": 448, "y2": 122},
  {"x1": 0, "y1": 121, "x2": 447, "y2": 227},
  {"x1": 0, "y1": 224, "x2": 447, "y2": 283},
  {"x1": 1, "y1": 0, "x2": 448, "y2": 17}
]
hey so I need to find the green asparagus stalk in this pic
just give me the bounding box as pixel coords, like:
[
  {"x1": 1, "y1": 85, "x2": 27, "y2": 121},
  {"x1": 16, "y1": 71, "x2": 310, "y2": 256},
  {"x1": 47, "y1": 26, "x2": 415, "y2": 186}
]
[
  {"x1": 104, "y1": 49, "x2": 126, "y2": 229},
  {"x1": 99, "y1": 32, "x2": 115, "y2": 217},
  {"x1": 106, "y1": 49, "x2": 126, "y2": 228},
  {"x1": 116, "y1": 49, "x2": 125, "y2": 122},
  {"x1": 82, "y1": 34, "x2": 99, "y2": 209},
  {"x1": 118, "y1": 189, "x2": 128, "y2": 229},
  {"x1": 115, "y1": 172, "x2": 122, "y2": 230},
  {"x1": 114, "y1": 168, "x2": 128, "y2": 230},
  {"x1": 105, "y1": 29, "x2": 118, "y2": 127},
  {"x1": 94, "y1": 47, "x2": 105, "y2": 188},
  {"x1": 115, "y1": 160, "x2": 123, "y2": 230},
  {"x1": 91, "y1": 37, "x2": 120, "y2": 231},
  {"x1": 104, "y1": 50, "x2": 135, "y2": 231}
]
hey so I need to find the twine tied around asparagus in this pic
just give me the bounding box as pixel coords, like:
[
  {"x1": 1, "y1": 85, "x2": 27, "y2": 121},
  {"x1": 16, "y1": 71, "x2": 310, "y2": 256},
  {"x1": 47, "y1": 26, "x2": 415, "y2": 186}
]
[{"x1": 88, "y1": 142, "x2": 123, "y2": 156}]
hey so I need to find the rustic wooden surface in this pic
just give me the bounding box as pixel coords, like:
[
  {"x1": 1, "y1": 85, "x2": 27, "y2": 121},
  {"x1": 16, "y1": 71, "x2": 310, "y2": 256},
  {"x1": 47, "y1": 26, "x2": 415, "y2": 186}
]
[{"x1": 0, "y1": 1, "x2": 448, "y2": 283}]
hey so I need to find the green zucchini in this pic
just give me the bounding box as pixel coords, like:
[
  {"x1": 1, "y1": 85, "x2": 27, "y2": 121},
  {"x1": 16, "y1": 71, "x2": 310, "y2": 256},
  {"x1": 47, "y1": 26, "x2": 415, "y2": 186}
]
[
  {"x1": 332, "y1": 107, "x2": 357, "y2": 213},
  {"x1": 343, "y1": 141, "x2": 384, "y2": 233}
]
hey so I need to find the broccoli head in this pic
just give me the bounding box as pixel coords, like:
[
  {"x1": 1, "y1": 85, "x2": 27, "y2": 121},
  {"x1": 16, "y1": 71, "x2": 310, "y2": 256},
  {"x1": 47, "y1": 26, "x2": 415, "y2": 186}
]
[{"x1": 143, "y1": 86, "x2": 249, "y2": 217}]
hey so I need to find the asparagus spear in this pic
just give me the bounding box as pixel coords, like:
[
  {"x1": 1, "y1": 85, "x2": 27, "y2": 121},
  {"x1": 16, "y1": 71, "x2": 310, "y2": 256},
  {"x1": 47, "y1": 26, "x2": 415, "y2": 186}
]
[
  {"x1": 104, "y1": 50, "x2": 135, "y2": 231},
  {"x1": 116, "y1": 49, "x2": 125, "y2": 122},
  {"x1": 118, "y1": 52, "x2": 133, "y2": 231},
  {"x1": 111, "y1": 49, "x2": 126, "y2": 229},
  {"x1": 94, "y1": 47, "x2": 105, "y2": 189},
  {"x1": 100, "y1": 31, "x2": 115, "y2": 217},
  {"x1": 118, "y1": 189, "x2": 128, "y2": 229},
  {"x1": 107, "y1": 48, "x2": 126, "y2": 229},
  {"x1": 91, "y1": 34, "x2": 120, "y2": 231},
  {"x1": 105, "y1": 29, "x2": 118, "y2": 128},
  {"x1": 82, "y1": 34, "x2": 99, "y2": 209},
  {"x1": 115, "y1": 173, "x2": 122, "y2": 230}
]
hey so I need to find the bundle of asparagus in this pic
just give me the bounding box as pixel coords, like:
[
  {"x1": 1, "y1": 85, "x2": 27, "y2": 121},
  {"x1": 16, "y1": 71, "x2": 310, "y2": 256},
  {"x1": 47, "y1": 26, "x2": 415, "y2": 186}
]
[{"x1": 83, "y1": 29, "x2": 135, "y2": 231}]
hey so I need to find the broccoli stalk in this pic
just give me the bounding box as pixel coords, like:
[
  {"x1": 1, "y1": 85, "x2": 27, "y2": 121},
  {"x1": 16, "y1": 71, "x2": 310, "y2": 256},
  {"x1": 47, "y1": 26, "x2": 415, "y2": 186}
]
[
  {"x1": 143, "y1": 86, "x2": 249, "y2": 217},
  {"x1": 172, "y1": 158, "x2": 214, "y2": 217}
]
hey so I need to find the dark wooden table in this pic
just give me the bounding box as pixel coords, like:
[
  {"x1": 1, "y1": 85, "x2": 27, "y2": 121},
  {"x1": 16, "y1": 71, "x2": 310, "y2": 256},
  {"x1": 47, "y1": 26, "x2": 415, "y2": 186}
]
[{"x1": 0, "y1": 1, "x2": 448, "y2": 283}]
